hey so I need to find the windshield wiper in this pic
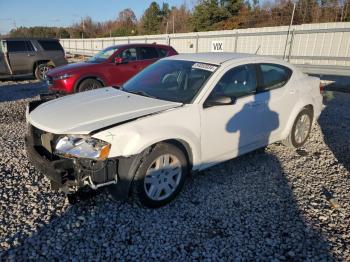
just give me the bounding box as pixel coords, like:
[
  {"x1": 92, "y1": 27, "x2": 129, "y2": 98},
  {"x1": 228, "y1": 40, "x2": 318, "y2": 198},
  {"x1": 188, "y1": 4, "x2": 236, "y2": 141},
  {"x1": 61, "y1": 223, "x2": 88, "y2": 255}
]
[{"x1": 126, "y1": 90, "x2": 156, "y2": 99}]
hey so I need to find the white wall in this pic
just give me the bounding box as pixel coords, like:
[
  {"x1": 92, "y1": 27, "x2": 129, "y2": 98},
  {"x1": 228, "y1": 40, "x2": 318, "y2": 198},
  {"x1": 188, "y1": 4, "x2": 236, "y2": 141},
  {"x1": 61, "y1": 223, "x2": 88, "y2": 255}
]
[{"x1": 60, "y1": 22, "x2": 350, "y2": 67}]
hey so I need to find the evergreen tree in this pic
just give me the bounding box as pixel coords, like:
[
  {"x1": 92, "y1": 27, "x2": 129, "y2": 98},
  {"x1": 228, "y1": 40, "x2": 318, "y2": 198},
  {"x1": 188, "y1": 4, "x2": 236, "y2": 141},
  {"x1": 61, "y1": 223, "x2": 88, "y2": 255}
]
[{"x1": 141, "y1": 2, "x2": 163, "y2": 34}]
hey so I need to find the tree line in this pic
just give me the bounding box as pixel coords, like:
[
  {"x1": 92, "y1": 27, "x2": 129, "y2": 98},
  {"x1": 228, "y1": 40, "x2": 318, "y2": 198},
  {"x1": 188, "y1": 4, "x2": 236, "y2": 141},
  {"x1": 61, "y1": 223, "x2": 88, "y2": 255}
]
[{"x1": 7, "y1": 0, "x2": 350, "y2": 38}]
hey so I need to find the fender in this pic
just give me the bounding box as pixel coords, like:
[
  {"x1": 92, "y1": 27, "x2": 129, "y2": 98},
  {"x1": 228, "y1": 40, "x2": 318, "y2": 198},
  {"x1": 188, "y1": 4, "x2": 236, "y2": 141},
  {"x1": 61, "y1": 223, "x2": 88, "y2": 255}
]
[
  {"x1": 280, "y1": 97, "x2": 314, "y2": 140},
  {"x1": 93, "y1": 127, "x2": 201, "y2": 170}
]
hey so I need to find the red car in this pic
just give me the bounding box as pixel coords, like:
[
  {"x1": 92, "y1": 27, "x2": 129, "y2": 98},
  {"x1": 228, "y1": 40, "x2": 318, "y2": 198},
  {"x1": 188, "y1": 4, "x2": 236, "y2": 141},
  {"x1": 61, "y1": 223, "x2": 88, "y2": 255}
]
[{"x1": 46, "y1": 44, "x2": 178, "y2": 94}]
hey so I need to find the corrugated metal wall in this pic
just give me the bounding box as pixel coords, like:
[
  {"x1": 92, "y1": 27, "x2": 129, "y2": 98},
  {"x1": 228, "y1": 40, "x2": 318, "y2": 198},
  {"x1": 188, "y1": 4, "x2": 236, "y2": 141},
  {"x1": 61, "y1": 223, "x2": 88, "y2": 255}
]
[{"x1": 60, "y1": 22, "x2": 350, "y2": 67}]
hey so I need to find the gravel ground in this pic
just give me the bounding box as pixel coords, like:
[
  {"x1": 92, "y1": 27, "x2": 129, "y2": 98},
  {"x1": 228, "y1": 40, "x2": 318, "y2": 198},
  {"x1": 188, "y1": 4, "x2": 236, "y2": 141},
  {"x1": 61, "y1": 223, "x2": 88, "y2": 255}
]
[{"x1": 0, "y1": 81, "x2": 349, "y2": 261}]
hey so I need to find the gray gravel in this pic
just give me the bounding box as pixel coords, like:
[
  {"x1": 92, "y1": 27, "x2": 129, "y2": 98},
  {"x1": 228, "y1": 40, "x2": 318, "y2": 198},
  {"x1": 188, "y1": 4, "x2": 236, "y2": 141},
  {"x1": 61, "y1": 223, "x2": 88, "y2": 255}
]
[{"x1": 0, "y1": 83, "x2": 349, "y2": 261}]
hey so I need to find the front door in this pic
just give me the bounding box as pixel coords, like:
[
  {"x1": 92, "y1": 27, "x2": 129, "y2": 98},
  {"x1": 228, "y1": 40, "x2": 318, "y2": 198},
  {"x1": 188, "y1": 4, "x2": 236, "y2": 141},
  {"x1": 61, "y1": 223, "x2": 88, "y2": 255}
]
[
  {"x1": 107, "y1": 47, "x2": 140, "y2": 86},
  {"x1": 200, "y1": 64, "x2": 263, "y2": 166}
]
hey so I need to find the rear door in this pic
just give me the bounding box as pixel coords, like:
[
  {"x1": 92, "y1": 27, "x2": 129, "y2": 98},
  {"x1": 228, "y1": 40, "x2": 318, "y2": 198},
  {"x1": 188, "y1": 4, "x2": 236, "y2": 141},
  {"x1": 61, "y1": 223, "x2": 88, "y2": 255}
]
[
  {"x1": 255, "y1": 63, "x2": 294, "y2": 143},
  {"x1": 7, "y1": 40, "x2": 36, "y2": 74},
  {"x1": 136, "y1": 46, "x2": 160, "y2": 70}
]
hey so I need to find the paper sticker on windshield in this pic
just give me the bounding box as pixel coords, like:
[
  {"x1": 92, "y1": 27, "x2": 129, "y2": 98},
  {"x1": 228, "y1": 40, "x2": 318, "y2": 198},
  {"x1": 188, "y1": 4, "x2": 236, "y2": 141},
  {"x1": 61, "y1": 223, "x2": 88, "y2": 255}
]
[{"x1": 192, "y1": 63, "x2": 217, "y2": 72}]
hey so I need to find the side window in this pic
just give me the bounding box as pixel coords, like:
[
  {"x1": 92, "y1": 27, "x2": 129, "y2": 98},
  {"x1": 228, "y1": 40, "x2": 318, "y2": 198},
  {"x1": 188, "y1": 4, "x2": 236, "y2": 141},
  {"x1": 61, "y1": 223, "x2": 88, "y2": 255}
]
[
  {"x1": 25, "y1": 41, "x2": 35, "y2": 52},
  {"x1": 259, "y1": 64, "x2": 292, "y2": 91},
  {"x1": 38, "y1": 40, "x2": 63, "y2": 51},
  {"x1": 210, "y1": 64, "x2": 257, "y2": 98},
  {"x1": 7, "y1": 41, "x2": 28, "y2": 52},
  {"x1": 118, "y1": 48, "x2": 137, "y2": 61},
  {"x1": 157, "y1": 48, "x2": 168, "y2": 58},
  {"x1": 138, "y1": 47, "x2": 159, "y2": 60}
]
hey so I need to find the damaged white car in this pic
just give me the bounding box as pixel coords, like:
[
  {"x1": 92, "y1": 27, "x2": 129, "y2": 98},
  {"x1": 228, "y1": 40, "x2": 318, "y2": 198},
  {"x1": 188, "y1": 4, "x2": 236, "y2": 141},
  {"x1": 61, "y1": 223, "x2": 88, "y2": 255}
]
[{"x1": 25, "y1": 53, "x2": 323, "y2": 207}]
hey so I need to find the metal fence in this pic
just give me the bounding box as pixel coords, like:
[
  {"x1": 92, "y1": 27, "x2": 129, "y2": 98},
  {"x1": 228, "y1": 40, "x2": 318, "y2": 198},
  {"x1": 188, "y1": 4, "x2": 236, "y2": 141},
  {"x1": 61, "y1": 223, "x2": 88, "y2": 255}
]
[{"x1": 60, "y1": 22, "x2": 350, "y2": 76}]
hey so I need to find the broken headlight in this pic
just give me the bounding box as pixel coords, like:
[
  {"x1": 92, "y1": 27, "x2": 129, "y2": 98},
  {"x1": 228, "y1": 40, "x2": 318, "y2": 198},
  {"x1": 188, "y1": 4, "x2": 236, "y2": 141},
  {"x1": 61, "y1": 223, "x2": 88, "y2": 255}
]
[{"x1": 55, "y1": 135, "x2": 111, "y2": 160}]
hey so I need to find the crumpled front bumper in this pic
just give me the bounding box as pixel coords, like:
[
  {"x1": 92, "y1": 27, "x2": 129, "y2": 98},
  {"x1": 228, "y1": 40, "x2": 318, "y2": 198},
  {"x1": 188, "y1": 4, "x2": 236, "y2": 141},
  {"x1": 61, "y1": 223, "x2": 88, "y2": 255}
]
[{"x1": 24, "y1": 132, "x2": 74, "y2": 189}]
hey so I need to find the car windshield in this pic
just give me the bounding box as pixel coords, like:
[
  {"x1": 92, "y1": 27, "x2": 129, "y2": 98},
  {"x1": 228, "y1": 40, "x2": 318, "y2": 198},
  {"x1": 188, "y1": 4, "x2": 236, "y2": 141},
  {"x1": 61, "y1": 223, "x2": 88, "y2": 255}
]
[
  {"x1": 87, "y1": 46, "x2": 118, "y2": 63},
  {"x1": 122, "y1": 60, "x2": 217, "y2": 103}
]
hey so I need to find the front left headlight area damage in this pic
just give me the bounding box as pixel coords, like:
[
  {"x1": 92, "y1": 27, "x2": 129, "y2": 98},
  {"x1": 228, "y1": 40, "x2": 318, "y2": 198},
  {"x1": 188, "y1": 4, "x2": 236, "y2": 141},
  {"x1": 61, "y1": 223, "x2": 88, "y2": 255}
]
[{"x1": 25, "y1": 124, "x2": 120, "y2": 203}]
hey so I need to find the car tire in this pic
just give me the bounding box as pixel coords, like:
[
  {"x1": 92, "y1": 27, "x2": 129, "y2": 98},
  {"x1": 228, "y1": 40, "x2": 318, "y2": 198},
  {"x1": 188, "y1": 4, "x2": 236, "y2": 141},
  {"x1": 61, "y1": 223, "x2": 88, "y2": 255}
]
[
  {"x1": 35, "y1": 63, "x2": 53, "y2": 81},
  {"x1": 283, "y1": 107, "x2": 313, "y2": 148},
  {"x1": 78, "y1": 79, "x2": 102, "y2": 92},
  {"x1": 131, "y1": 143, "x2": 188, "y2": 208}
]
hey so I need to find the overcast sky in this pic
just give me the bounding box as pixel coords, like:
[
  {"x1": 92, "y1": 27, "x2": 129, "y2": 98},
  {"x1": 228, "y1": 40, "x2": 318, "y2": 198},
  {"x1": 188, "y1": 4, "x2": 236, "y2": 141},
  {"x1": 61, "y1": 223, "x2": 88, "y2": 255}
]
[{"x1": 0, "y1": 0, "x2": 194, "y2": 34}]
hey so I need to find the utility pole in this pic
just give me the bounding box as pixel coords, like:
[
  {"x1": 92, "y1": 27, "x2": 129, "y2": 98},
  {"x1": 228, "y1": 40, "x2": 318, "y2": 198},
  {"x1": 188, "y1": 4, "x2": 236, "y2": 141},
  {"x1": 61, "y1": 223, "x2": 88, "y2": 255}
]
[
  {"x1": 82, "y1": 19, "x2": 85, "y2": 39},
  {"x1": 172, "y1": 14, "x2": 175, "y2": 34},
  {"x1": 283, "y1": 3, "x2": 296, "y2": 60},
  {"x1": 166, "y1": 21, "x2": 169, "y2": 34}
]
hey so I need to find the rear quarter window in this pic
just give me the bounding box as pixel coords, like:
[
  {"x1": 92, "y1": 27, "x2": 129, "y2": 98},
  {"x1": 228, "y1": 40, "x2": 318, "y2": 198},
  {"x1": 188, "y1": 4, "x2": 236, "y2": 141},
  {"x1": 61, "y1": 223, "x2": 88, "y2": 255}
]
[
  {"x1": 157, "y1": 48, "x2": 169, "y2": 58},
  {"x1": 259, "y1": 63, "x2": 292, "y2": 91},
  {"x1": 38, "y1": 40, "x2": 64, "y2": 51}
]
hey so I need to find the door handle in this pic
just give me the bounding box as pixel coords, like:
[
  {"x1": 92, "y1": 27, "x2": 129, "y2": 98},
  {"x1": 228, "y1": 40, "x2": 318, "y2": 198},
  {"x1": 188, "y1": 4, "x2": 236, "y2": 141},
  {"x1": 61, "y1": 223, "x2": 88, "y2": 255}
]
[{"x1": 27, "y1": 53, "x2": 34, "y2": 57}]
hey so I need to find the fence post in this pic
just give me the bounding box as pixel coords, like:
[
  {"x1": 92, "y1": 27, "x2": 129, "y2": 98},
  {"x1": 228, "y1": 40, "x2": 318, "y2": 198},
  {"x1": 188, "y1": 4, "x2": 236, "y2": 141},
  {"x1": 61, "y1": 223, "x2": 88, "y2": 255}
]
[
  {"x1": 287, "y1": 29, "x2": 295, "y2": 62},
  {"x1": 195, "y1": 34, "x2": 199, "y2": 53},
  {"x1": 234, "y1": 31, "x2": 238, "y2": 52},
  {"x1": 167, "y1": 35, "x2": 170, "y2": 45}
]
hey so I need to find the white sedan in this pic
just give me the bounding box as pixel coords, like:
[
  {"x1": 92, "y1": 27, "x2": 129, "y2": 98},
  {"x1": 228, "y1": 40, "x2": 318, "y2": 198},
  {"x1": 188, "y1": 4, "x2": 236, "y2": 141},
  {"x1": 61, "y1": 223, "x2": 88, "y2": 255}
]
[{"x1": 26, "y1": 53, "x2": 323, "y2": 207}]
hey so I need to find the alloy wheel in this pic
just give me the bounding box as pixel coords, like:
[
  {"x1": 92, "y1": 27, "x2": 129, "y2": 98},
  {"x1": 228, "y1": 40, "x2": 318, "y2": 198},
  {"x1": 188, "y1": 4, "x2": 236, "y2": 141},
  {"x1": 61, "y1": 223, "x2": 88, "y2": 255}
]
[
  {"x1": 144, "y1": 154, "x2": 182, "y2": 201},
  {"x1": 294, "y1": 114, "x2": 311, "y2": 144}
]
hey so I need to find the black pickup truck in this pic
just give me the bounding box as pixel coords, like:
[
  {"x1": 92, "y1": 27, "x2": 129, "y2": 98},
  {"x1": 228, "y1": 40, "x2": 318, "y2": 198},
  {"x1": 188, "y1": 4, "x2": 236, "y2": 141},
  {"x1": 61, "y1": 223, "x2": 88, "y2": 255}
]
[{"x1": 0, "y1": 38, "x2": 67, "y2": 81}]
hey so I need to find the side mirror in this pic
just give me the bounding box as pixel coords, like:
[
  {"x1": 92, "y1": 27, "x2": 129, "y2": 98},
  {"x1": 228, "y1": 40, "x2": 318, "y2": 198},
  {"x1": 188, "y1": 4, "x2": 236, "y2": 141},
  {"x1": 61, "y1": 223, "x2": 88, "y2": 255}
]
[
  {"x1": 204, "y1": 95, "x2": 236, "y2": 108},
  {"x1": 114, "y1": 57, "x2": 128, "y2": 64}
]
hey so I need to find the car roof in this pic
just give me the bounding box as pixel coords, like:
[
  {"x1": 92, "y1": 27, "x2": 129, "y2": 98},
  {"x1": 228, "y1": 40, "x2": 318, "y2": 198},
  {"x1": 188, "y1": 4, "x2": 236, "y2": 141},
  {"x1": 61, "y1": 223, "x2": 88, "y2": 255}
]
[
  {"x1": 108, "y1": 43, "x2": 173, "y2": 50},
  {"x1": 164, "y1": 52, "x2": 261, "y2": 65},
  {"x1": 1, "y1": 37, "x2": 59, "y2": 41}
]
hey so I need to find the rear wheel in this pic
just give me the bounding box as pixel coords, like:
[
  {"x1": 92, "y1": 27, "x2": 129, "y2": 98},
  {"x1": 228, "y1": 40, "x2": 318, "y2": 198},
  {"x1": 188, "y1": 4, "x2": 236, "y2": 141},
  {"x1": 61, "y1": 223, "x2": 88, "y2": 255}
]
[
  {"x1": 77, "y1": 78, "x2": 102, "y2": 92},
  {"x1": 35, "y1": 63, "x2": 53, "y2": 81},
  {"x1": 283, "y1": 108, "x2": 313, "y2": 148},
  {"x1": 131, "y1": 143, "x2": 188, "y2": 208}
]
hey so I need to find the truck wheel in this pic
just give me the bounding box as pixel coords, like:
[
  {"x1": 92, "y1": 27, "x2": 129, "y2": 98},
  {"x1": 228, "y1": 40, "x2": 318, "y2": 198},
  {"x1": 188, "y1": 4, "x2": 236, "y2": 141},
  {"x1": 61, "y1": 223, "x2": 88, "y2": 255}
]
[
  {"x1": 35, "y1": 63, "x2": 52, "y2": 81},
  {"x1": 78, "y1": 79, "x2": 102, "y2": 92},
  {"x1": 131, "y1": 143, "x2": 188, "y2": 208},
  {"x1": 283, "y1": 108, "x2": 313, "y2": 148}
]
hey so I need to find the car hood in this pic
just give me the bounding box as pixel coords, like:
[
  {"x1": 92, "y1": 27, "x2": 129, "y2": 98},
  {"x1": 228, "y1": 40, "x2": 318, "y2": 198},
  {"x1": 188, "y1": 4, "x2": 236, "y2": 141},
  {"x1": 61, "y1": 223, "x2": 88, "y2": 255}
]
[
  {"x1": 47, "y1": 62, "x2": 97, "y2": 76},
  {"x1": 29, "y1": 88, "x2": 182, "y2": 135}
]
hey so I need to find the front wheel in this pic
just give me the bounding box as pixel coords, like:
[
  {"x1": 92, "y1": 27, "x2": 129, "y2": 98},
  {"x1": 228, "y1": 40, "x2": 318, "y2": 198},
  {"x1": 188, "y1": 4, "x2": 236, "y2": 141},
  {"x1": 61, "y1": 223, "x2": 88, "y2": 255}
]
[
  {"x1": 77, "y1": 78, "x2": 102, "y2": 92},
  {"x1": 283, "y1": 108, "x2": 313, "y2": 148},
  {"x1": 131, "y1": 143, "x2": 188, "y2": 208}
]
